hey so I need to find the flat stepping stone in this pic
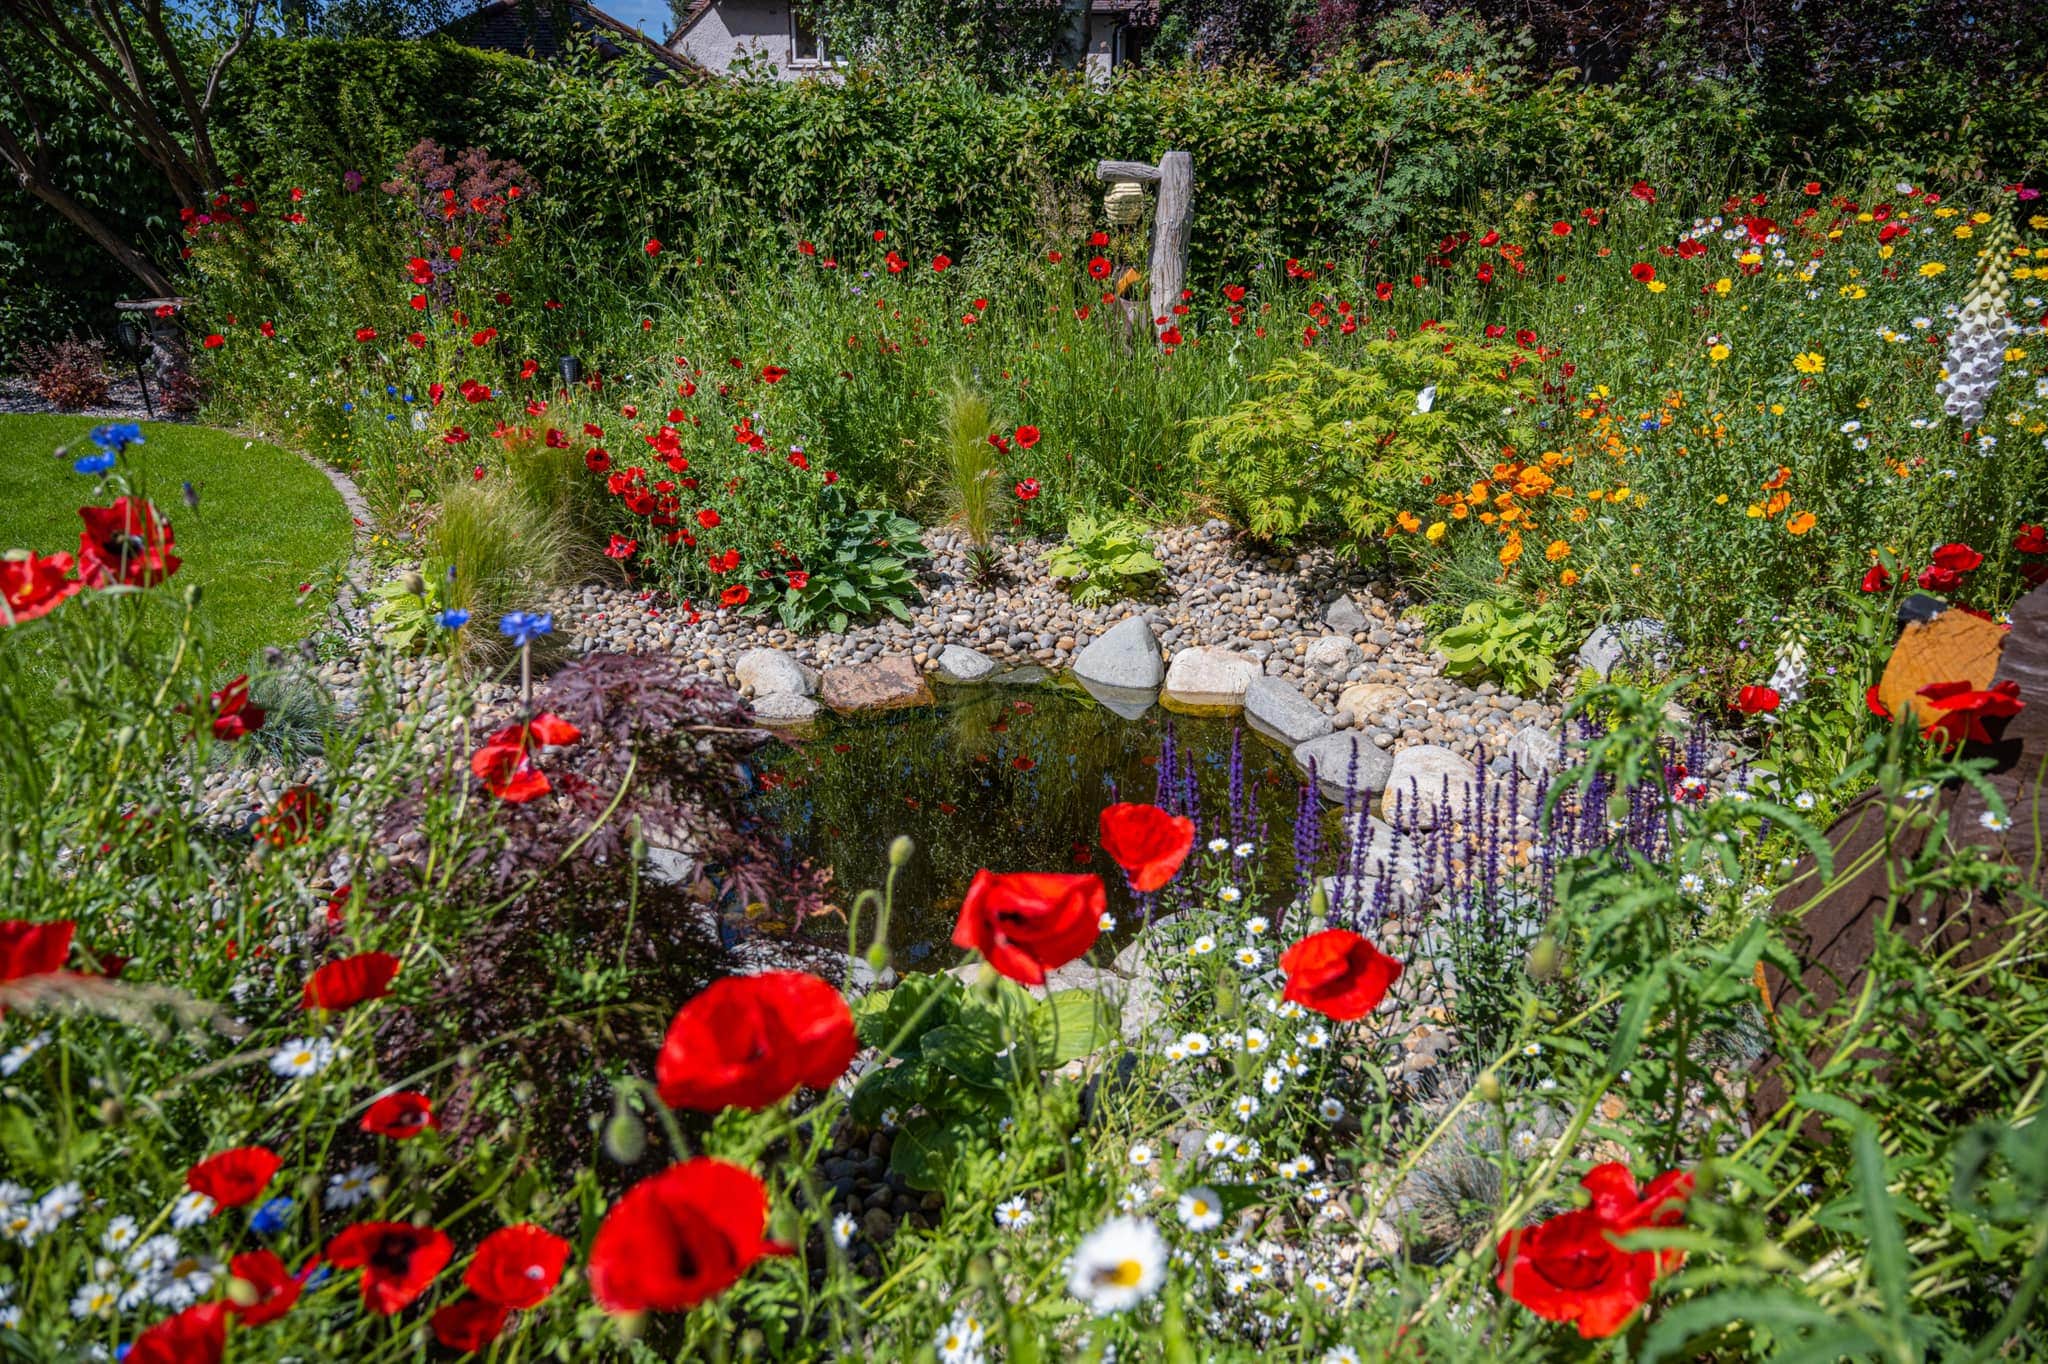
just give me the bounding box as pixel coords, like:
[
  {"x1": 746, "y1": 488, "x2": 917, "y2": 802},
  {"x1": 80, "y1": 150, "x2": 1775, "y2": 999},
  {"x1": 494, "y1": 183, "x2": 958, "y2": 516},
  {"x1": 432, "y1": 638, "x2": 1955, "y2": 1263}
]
[
  {"x1": 1163, "y1": 645, "x2": 1259, "y2": 709},
  {"x1": 752, "y1": 692, "x2": 821, "y2": 725},
  {"x1": 1244, "y1": 675, "x2": 1332, "y2": 746},
  {"x1": 1292, "y1": 731, "x2": 1395, "y2": 803},
  {"x1": 819, "y1": 657, "x2": 932, "y2": 713},
  {"x1": 935, "y1": 644, "x2": 999, "y2": 683},
  {"x1": 1074, "y1": 615, "x2": 1164, "y2": 690}
]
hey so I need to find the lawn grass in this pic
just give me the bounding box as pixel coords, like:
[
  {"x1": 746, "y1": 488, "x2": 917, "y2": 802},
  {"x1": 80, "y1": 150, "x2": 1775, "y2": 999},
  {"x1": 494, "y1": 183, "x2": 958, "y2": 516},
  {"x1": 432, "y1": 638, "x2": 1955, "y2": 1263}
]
[{"x1": 0, "y1": 416, "x2": 354, "y2": 701}]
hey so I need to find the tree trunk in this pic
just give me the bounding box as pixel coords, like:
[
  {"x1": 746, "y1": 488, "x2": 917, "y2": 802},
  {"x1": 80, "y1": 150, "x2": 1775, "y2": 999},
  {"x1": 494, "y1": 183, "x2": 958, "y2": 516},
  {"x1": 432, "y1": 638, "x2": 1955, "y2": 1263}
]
[
  {"x1": 0, "y1": 139, "x2": 176, "y2": 295},
  {"x1": 1147, "y1": 150, "x2": 1193, "y2": 345}
]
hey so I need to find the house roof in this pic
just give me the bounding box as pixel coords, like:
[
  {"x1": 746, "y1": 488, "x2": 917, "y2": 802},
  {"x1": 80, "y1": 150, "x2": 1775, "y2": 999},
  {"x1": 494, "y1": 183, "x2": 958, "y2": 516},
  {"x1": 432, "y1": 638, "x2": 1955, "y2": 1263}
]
[
  {"x1": 666, "y1": 0, "x2": 1154, "y2": 45},
  {"x1": 438, "y1": 0, "x2": 708, "y2": 78}
]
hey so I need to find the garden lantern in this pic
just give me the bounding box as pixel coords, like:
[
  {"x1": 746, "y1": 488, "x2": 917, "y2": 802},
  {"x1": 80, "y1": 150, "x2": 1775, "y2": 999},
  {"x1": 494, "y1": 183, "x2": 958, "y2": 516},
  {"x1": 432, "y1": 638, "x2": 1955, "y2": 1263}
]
[
  {"x1": 558, "y1": 354, "x2": 582, "y2": 389},
  {"x1": 1104, "y1": 180, "x2": 1145, "y2": 228}
]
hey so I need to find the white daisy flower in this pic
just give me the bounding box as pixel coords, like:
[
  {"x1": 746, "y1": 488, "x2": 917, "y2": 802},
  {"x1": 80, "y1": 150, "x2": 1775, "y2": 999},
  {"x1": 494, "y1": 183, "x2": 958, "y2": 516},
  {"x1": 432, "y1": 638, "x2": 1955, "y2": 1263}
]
[
  {"x1": 170, "y1": 1191, "x2": 215, "y2": 1230},
  {"x1": 1522, "y1": 1042, "x2": 1543, "y2": 1057},
  {"x1": 1303, "y1": 1025, "x2": 1329, "y2": 1049},
  {"x1": 125, "y1": 1234, "x2": 180, "y2": 1276},
  {"x1": 1233, "y1": 946, "x2": 1264, "y2": 970},
  {"x1": 1180, "y1": 1031, "x2": 1211, "y2": 1056},
  {"x1": 39, "y1": 1183, "x2": 84, "y2": 1223},
  {"x1": 1511, "y1": 1128, "x2": 1540, "y2": 1158},
  {"x1": 70, "y1": 1281, "x2": 119, "y2": 1320},
  {"x1": 1189, "y1": 935, "x2": 1216, "y2": 957},
  {"x1": 1242, "y1": 1028, "x2": 1269, "y2": 1055},
  {"x1": 1261, "y1": 1067, "x2": 1285, "y2": 1095},
  {"x1": 1318, "y1": 1097, "x2": 1345, "y2": 1122},
  {"x1": 1679, "y1": 872, "x2": 1706, "y2": 894},
  {"x1": 0, "y1": 1032, "x2": 51, "y2": 1077},
  {"x1": 1128, "y1": 1143, "x2": 1154, "y2": 1168},
  {"x1": 934, "y1": 1307, "x2": 986, "y2": 1364},
  {"x1": 1244, "y1": 916, "x2": 1270, "y2": 937},
  {"x1": 831, "y1": 1213, "x2": 857, "y2": 1248},
  {"x1": 1232, "y1": 1094, "x2": 1261, "y2": 1120},
  {"x1": 270, "y1": 1037, "x2": 335, "y2": 1078},
  {"x1": 1098, "y1": 911, "x2": 1116, "y2": 932},
  {"x1": 101, "y1": 1216, "x2": 139, "y2": 1254},
  {"x1": 1207, "y1": 837, "x2": 1231, "y2": 854},
  {"x1": 995, "y1": 1197, "x2": 1033, "y2": 1231},
  {"x1": 1229, "y1": 1137, "x2": 1262, "y2": 1164},
  {"x1": 1233, "y1": 841, "x2": 1255, "y2": 858},
  {"x1": 1324, "y1": 1347, "x2": 1363, "y2": 1364},
  {"x1": 1164, "y1": 1044, "x2": 1188, "y2": 1062},
  {"x1": 1218, "y1": 886, "x2": 1242, "y2": 904},
  {"x1": 1117, "y1": 1183, "x2": 1146, "y2": 1212},
  {"x1": 1223, "y1": 1270, "x2": 1251, "y2": 1296},
  {"x1": 323, "y1": 1163, "x2": 379, "y2": 1210},
  {"x1": 1793, "y1": 791, "x2": 1816, "y2": 810},
  {"x1": 1905, "y1": 783, "x2": 1936, "y2": 800},
  {"x1": 1066, "y1": 1217, "x2": 1167, "y2": 1315},
  {"x1": 1204, "y1": 1131, "x2": 1233, "y2": 1158},
  {"x1": 1176, "y1": 1187, "x2": 1224, "y2": 1232},
  {"x1": 1980, "y1": 809, "x2": 2012, "y2": 832}
]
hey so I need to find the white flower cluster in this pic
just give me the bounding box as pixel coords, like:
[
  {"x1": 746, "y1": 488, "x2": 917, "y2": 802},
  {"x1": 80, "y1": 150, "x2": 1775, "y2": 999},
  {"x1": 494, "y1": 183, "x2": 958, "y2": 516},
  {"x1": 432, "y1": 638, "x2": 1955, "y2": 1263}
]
[
  {"x1": 1937, "y1": 216, "x2": 2019, "y2": 426},
  {"x1": 1766, "y1": 638, "x2": 1810, "y2": 706}
]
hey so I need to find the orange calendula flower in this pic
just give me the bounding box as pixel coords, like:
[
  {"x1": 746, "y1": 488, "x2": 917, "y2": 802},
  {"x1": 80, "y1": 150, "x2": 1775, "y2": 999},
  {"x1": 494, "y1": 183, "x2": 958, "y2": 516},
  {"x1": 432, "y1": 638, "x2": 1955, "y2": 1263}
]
[
  {"x1": 1764, "y1": 490, "x2": 1792, "y2": 517},
  {"x1": 1787, "y1": 511, "x2": 1817, "y2": 535},
  {"x1": 1761, "y1": 466, "x2": 1791, "y2": 490},
  {"x1": 1396, "y1": 510, "x2": 1421, "y2": 533},
  {"x1": 1499, "y1": 533, "x2": 1524, "y2": 567},
  {"x1": 1545, "y1": 540, "x2": 1571, "y2": 562},
  {"x1": 1559, "y1": 568, "x2": 1580, "y2": 586}
]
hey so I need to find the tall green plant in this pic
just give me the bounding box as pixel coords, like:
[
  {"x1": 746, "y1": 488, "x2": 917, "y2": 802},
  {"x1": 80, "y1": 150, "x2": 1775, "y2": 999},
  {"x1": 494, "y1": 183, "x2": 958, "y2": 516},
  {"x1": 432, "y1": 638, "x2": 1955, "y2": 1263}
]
[{"x1": 940, "y1": 377, "x2": 1001, "y2": 582}]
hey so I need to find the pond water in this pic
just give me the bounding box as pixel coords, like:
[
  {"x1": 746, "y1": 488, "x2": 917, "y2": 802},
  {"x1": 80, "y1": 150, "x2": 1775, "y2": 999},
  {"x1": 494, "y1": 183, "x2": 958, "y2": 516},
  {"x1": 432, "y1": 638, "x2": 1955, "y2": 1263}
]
[{"x1": 751, "y1": 674, "x2": 1346, "y2": 969}]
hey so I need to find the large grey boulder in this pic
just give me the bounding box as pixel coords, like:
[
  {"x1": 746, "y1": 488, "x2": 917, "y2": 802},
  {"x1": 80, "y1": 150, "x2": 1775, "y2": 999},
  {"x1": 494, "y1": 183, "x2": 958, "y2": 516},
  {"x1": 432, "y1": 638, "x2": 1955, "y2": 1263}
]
[
  {"x1": 1336, "y1": 681, "x2": 1408, "y2": 729},
  {"x1": 1292, "y1": 731, "x2": 1395, "y2": 803},
  {"x1": 1164, "y1": 646, "x2": 1260, "y2": 709},
  {"x1": 1323, "y1": 594, "x2": 1369, "y2": 634},
  {"x1": 1382, "y1": 744, "x2": 1479, "y2": 830},
  {"x1": 936, "y1": 644, "x2": 1000, "y2": 684},
  {"x1": 1576, "y1": 620, "x2": 1672, "y2": 680},
  {"x1": 1502, "y1": 724, "x2": 1562, "y2": 782},
  {"x1": 735, "y1": 647, "x2": 815, "y2": 698},
  {"x1": 1244, "y1": 675, "x2": 1332, "y2": 746},
  {"x1": 1074, "y1": 616, "x2": 1164, "y2": 691}
]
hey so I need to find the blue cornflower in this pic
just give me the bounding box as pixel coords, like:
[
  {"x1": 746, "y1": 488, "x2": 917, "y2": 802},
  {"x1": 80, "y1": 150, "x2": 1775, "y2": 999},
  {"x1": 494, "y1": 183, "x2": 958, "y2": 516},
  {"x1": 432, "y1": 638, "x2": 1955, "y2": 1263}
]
[
  {"x1": 437, "y1": 608, "x2": 471, "y2": 629},
  {"x1": 73, "y1": 451, "x2": 117, "y2": 475},
  {"x1": 250, "y1": 1196, "x2": 294, "y2": 1235},
  {"x1": 499, "y1": 611, "x2": 553, "y2": 647},
  {"x1": 1639, "y1": 418, "x2": 1662, "y2": 432},
  {"x1": 89, "y1": 422, "x2": 143, "y2": 452},
  {"x1": 342, "y1": 402, "x2": 355, "y2": 413}
]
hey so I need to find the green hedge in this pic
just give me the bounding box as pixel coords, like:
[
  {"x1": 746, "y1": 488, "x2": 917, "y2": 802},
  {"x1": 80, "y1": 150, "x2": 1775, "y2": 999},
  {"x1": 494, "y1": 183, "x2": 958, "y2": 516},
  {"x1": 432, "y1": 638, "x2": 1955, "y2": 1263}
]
[{"x1": 6, "y1": 33, "x2": 2046, "y2": 367}]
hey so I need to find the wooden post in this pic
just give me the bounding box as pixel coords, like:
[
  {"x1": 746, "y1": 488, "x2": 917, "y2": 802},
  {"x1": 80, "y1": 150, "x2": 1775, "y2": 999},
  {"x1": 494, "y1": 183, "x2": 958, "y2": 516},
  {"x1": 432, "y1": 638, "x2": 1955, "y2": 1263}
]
[{"x1": 1095, "y1": 151, "x2": 1194, "y2": 348}]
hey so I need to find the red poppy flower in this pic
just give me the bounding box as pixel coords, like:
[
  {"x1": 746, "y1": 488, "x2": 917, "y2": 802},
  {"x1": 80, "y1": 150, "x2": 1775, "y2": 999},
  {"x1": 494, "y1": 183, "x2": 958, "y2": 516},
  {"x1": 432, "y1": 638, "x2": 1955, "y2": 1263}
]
[
  {"x1": 127, "y1": 1302, "x2": 228, "y2": 1364},
  {"x1": 1014, "y1": 424, "x2": 1041, "y2": 449},
  {"x1": 1014, "y1": 478, "x2": 1040, "y2": 501},
  {"x1": 697, "y1": 508, "x2": 721, "y2": 529},
  {"x1": 1278, "y1": 929, "x2": 1402, "y2": 1021},
  {"x1": 470, "y1": 713, "x2": 581, "y2": 803},
  {"x1": 187, "y1": 1145, "x2": 281, "y2": 1208},
  {"x1": 644, "y1": 239, "x2": 662, "y2": 256},
  {"x1": 2014, "y1": 523, "x2": 2046, "y2": 555},
  {"x1": 1917, "y1": 542, "x2": 1983, "y2": 592},
  {"x1": 430, "y1": 1298, "x2": 507, "y2": 1352},
  {"x1": 1010, "y1": 754, "x2": 1035, "y2": 771},
  {"x1": 1, "y1": 918, "x2": 74, "y2": 989},
  {"x1": 1803, "y1": 180, "x2": 1822, "y2": 195},
  {"x1": 1866, "y1": 685, "x2": 1893, "y2": 719},
  {"x1": 76, "y1": 497, "x2": 180, "y2": 587},
  {"x1": 798, "y1": 240, "x2": 816, "y2": 255},
  {"x1": 257, "y1": 784, "x2": 328, "y2": 846},
  {"x1": 466, "y1": 1223, "x2": 572, "y2": 1308},
  {"x1": 202, "y1": 333, "x2": 225, "y2": 349},
  {"x1": 1496, "y1": 1163, "x2": 1691, "y2": 1339},
  {"x1": 1629, "y1": 180, "x2": 1656, "y2": 203},
  {"x1": 1087, "y1": 256, "x2": 1111, "y2": 280},
  {"x1": 325, "y1": 1222, "x2": 454, "y2": 1314},
  {"x1": 950, "y1": 870, "x2": 1104, "y2": 986},
  {"x1": 302, "y1": 951, "x2": 400, "y2": 1010},
  {"x1": 228, "y1": 1249, "x2": 310, "y2": 1325},
  {"x1": 760, "y1": 365, "x2": 787, "y2": 384},
  {"x1": 720, "y1": 584, "x2": 750, "y2": 608},
  {"x1": 1860, "y1": 564, "x2": 1892, "y2": 593},
  {"x1": 361, "y1": 1091, "x2": 438, "y2": 1139},
  {"x1": 1550, "y1": 221, "x2": 1572, "y2": 235},
  {"x1": 931, "y1": 254, "x2": 952, "y2": 272},
  {"x1": 1097, "y1": 802, "x2": 1195, "y2": 892},
  {"x1": 655, "y1": 971, "x2": 857, "y2": 1111},
  {"x1": 1916, "y1": 679, "x2": 2025, "y2": 746},
  {"x1": 209, "y1": 675, "x2": 267, "y2": 740},
  {"x1": 1, "y1": 551, "x2": 83, "y2": 625},
  {"x1": 589, "y1": 1159, "x2": 791, "y2": 1313},
  {"x1": 605, "y1": 535, "x2": 638, "y2": 560},
  {"x1": 1735, "y1": 685, "x2": 1780, "y2": 714},
  {"x1": 787, "y1": 570, "x2": 810, "y2": 591}
]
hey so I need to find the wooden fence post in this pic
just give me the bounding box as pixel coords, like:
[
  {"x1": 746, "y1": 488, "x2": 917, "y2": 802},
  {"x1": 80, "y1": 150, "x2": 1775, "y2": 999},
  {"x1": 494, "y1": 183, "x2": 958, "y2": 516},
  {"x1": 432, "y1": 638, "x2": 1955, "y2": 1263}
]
[{"x1": 1095, "y1": 151, "x2": 1194, "y2": 348}]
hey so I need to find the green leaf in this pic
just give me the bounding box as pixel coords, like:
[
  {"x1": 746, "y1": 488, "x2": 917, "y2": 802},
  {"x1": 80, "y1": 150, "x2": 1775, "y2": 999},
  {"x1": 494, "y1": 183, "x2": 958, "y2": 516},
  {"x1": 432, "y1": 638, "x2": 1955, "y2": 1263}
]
[
  {"x1": 1854, "y1": 1114, "x2": 1911, "y2": 1324},
  {"x1": 1029, "y1": 988, "x2": 1120, "y2": 1065}
]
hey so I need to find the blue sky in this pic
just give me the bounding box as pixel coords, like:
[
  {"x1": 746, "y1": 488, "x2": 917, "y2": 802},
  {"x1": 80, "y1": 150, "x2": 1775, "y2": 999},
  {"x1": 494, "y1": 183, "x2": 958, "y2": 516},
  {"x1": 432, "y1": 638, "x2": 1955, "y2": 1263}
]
[{"x1": 601, "y1": 0, "x2": 675, "y2": 39}]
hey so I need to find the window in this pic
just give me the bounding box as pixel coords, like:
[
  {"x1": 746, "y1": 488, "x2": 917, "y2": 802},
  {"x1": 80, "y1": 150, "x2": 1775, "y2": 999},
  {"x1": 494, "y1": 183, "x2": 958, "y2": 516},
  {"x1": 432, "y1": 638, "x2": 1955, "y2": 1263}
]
[{"x1": 790, "y1": 6, "x2": 828, "y2": 65}]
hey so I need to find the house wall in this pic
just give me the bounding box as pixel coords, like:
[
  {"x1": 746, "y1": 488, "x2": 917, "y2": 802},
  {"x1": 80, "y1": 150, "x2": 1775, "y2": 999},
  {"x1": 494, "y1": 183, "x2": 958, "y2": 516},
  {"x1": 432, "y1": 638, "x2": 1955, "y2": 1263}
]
[
  {"x1": 1083, "y1": 13, "x2": 1120, "y2": 84},
  {"x1": 671, "y1": 0, "x2": 821, "y2": 78}
]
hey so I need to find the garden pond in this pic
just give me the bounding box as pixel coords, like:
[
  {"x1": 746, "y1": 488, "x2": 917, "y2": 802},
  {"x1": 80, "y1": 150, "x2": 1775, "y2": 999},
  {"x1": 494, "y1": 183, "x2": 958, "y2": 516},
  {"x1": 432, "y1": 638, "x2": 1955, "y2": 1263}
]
[{"x1": 749, "y1": 673, "x2": 1346, "y2": 969}]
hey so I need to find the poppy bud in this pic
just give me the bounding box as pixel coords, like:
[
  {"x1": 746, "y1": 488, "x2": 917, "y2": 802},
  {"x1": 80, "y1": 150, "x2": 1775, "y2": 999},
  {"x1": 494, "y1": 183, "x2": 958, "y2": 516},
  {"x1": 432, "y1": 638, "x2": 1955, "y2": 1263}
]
[
  {"x1": 400, "y1": 570, "x2": 426, "y2": 597},
  {"x1": 1309, "y1": 882, "x2": 1329, "y2": 920},
  {"x1": 866, "y1": 942, "x2": 888, "y2": 972},
  {"x1": 183, "y1": 582, "x2": 202, "y2": 608},
  {"x1": 98, "y1": 1096, "x2": 126, "y2": 1125},
  {"x1": 1474, "y1": 1070, "x2": 1503, "y2": 1104},
  {"x1": 1528, "y1": 937, "x2": 1558, "y2": 978},
  {"x1": 603, "y1": 1103, "x2": 646, "y2": 1165},
  {"x1": 888, "y1": 835, "x2": 914, "y2": 868},
  {"x1": 225, "y1": 1275, "x2": 261, "y2": 1309}
]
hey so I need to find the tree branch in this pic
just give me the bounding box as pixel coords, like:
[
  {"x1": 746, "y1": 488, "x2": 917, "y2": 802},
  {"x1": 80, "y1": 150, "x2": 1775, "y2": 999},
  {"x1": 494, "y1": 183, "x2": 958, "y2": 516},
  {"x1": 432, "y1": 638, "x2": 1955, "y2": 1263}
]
[{"x1": 0, "y1": 110, "x2": 176, "y2": 295}]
